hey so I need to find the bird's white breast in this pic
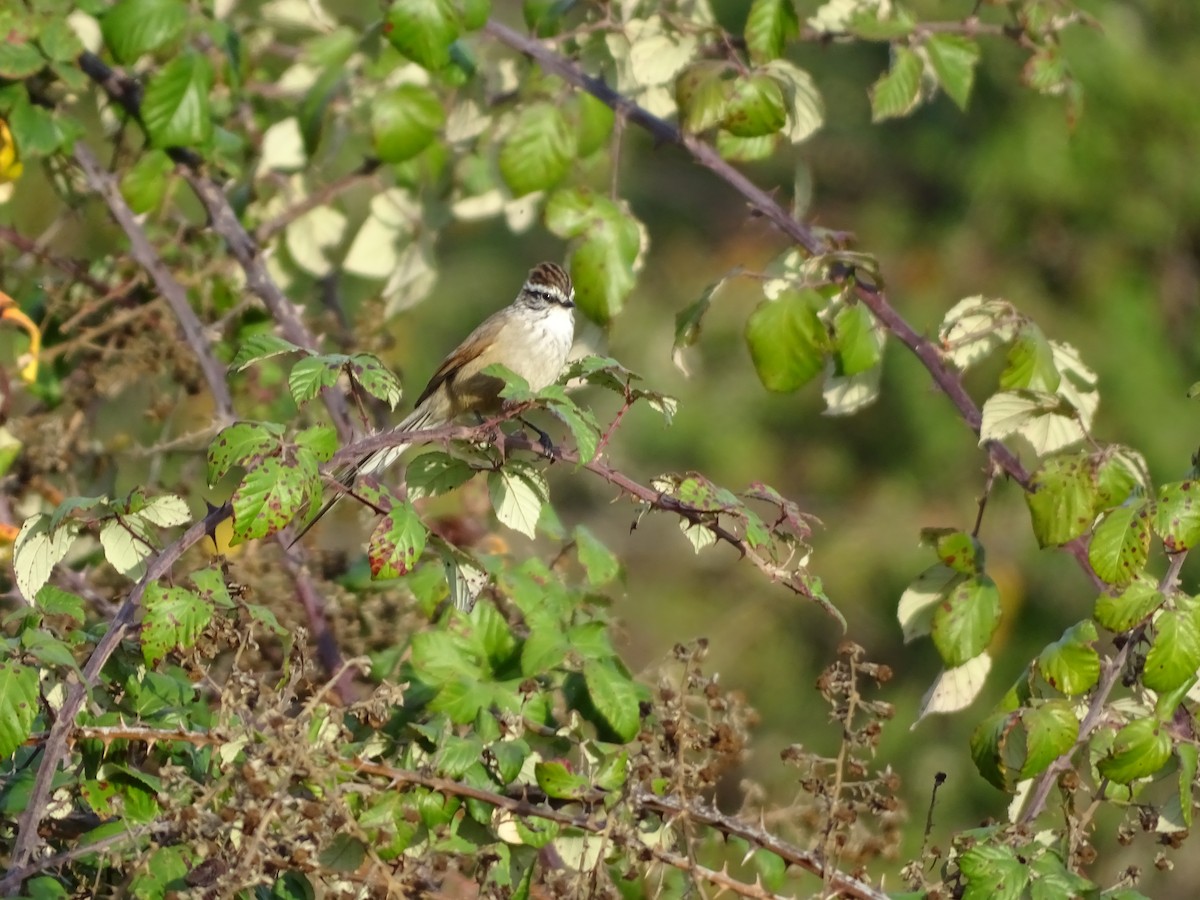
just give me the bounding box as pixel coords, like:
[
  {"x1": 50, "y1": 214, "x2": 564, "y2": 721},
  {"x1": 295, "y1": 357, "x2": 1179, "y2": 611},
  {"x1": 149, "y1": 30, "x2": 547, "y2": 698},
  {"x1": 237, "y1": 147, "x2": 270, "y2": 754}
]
[{"x1": 512, "y1": 304, "x2": 575, "y2": 391}]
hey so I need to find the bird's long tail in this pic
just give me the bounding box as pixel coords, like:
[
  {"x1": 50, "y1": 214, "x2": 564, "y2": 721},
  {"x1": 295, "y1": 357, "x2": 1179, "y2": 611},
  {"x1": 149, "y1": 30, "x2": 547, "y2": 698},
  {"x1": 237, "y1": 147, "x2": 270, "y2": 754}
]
[{"x1": 289, "y1": 406, "x2": 435, "y2": 545}]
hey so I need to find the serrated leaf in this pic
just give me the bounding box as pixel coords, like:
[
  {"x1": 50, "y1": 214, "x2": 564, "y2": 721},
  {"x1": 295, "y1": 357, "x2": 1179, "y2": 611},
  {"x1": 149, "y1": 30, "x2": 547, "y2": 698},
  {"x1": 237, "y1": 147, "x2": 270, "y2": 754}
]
[
  {"x1": 34, "y1": 585, "x2": 85, "y2": 623},
  {"x1": 1088, "y1": 502, "x2": 1151, "y2": 587},
  {"x1": 870, "y1": 46, "x2": 922, "y2": 122},
  {"x1": 13, "y1": 515, "x2": 81, "y2": 601},
  {"x1": 745, "y1": 289, "x2": 827, "y2": 392},
  {"x1": 0, "y1": 661, "x2": 39, "y2": 759},
  {"x1": 925, "y1": 34, "x2": 980, "y2": 110},
  {"x1": 406, "y1": 452, "x2": 476, "y2": 500},
  {"x1": 385, "y1": 0, "x2": 460, "y2": 70},
  {"x1": 231, "y1": 457, "x2": 307, "y2": 542},
  {"x1": 348, "y1": 354, "x2": 404, "y2": 410},
  {"x1": 722, "y1": 73, "x2": 787, "y2": 137},
  {"x1": 141, "y1": 582, "x2": 212, "y2": 666},
  {"x1": 372, "y1": 84, "x2": 445, "y2": 163},
  {"x1": 540, "y1": 386, "x2": 601, "y2": 464},
  {"x1": 1099, "y1": 718, "x2": 1172, "y2": 784},
  {"x1": 230, "y1": 334, "x2": 303, "y2": 371},
  {"x1": 1020, "y1": 700, "x2": 1079, "y2": 778},
  {"x1": 920, "y1": 528, "x2": 983, "y2": 574},
  {"x1": 101, "y1": 0, "x2": 187, "y2": 63},
  {"x1": 1094, "y1": 578, "x2": 1164, "y2": 633},
  {"x1": 1025, "y1": 453, "x2": 1098, "y2": 548},
  {"x1": 137, "y1": 494, "x2": 191, "y2": 528},
  {"x1": 499, "y1": 103, "x2": 575, "y2": 197},
  {"x1": 916, "y1": 655, "x2": 993, "y2": 723},
  {"x1": 99, "y1": 517, "x2": 156, "y2": 579},
  {"x1": 567, "y1": 214, "x2": 641, "y2": 325},
  {"x1": 1144, "y1": 601, "x2": 1200, "y2": 693},
  {"x1": 979, "y1": 390, "x2": 1085, "y2": 456},
  {"x1": 931, "y1": 574, "x2": 1001, "y2": 667},
  {"x1": 295, "y1": 426, "x2": 338, "y2": 463},
  {"x1": 571, "y1": 91, "x2": 614, "y2": 157},
  {"x1": 583, "y1": 659, "x2": 640, "y2": 742},
  {"x1": 0, "y1": 40, "x2": 45, "y2": 79},
  {"x1": 574, "y1": 525, "x2": 619, "y2": 586},
  {"x1": 744, "y1": 0, "x2": 799, "y2": 63},
  {"x1": 938, "y1": 296, "x2": 1019, "y2": 369},
  {"x1": 288, "y1": 356, "x2": 342, "y2": 406},
  {"x1": 488, "y1": 465, "x2": 548, "y2": 539},
  {"x1": 142, "y1": 52, "x2": 213, "y2": 148},
  {"x1": 1000, "y1": 324, "x2": 1059, "y2": 392},
  {"x1": 1037, "y1": 621, "x2": 1100, "y2": 695},
  {"x1": 368, "y1": 502, "x2": 427, "y2": 579},
  {"x1": 207, "y1": 422, "x2": 283, "y2": 485},
  {"x1": 675, "y1": 61, "x2": 732, "y2": 133},
  {"x1": 761, "y1": 59, "x2": 824, "y2": 144},
  {"x1": 1153, "y1": 481, "x2": 1200, "y2": 552},
  {"x1": 534, "y1": 761, "x2": 591, "y2": 800}
]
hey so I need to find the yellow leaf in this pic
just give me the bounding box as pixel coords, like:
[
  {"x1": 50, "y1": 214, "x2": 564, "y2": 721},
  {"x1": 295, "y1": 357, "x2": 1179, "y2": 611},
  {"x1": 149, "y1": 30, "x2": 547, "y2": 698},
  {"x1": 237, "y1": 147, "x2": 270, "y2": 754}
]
[
  {"x1": 0, "y1": 291, "x2": 40, "y2": 383},
  {"x1": 0, "y1": 119, "x2": 23, "y2": 184}
]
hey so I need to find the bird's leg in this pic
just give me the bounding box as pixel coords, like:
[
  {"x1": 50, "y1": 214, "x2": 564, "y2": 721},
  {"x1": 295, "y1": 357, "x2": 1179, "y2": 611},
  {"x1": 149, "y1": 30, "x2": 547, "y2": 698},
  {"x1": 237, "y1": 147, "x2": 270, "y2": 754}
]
[
  {"x1": 474, "y1": 411, "x2": 506, "y2": 463},
  {"x1": 517, "y1": 415, "x2": 555, "y2": 456}
]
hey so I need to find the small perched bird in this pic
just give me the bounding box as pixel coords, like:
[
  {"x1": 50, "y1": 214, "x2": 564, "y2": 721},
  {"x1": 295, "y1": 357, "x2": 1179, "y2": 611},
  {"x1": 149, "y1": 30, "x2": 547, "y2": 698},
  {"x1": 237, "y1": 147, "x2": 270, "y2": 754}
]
[{"x1": 292, "y1": 261, "x2": 576, "y2": 543}]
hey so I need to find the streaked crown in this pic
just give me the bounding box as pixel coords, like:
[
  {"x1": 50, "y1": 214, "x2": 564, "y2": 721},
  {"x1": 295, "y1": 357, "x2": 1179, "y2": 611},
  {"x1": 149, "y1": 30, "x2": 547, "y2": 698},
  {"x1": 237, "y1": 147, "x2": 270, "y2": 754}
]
[{"x1": 522, "y1": 262, "x2": 574, "y2": 309}]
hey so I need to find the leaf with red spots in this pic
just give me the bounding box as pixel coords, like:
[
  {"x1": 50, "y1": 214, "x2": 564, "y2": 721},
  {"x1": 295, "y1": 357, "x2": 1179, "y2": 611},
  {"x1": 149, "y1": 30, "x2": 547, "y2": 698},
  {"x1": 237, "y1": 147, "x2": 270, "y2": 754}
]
[
  {"x1": 1153, "y1": 481, "x2": 1200, "y2": 552},
  {"x1": 931, "y1": 573, "x2": 1001, "y2": 668},
  {"x1": 368, "y1": 501, "x2": 427, "y2": 579},
  {"x1": 231, "y1": 456, "x2": 307, "y2": 543},
  {"x1": 1088, "y1": 501, "x2": 1151, "y2": 586}
]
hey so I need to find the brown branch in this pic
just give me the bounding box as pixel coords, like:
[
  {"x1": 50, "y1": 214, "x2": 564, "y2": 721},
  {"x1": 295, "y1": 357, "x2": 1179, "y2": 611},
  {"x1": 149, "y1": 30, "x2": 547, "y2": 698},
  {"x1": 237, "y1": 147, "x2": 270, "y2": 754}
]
[
  {"x1": 2, "y1": 503, "x2": 232, "y2": 886},
  {"x1": 71, "y1": 143, "x2": 235, "y2": 419},
  {"x1": 255, "y1": 161, "x2": 381, "y2": 244},
  {"x1": 75, "y1": 51, "x2": 354, "y2": 445}
]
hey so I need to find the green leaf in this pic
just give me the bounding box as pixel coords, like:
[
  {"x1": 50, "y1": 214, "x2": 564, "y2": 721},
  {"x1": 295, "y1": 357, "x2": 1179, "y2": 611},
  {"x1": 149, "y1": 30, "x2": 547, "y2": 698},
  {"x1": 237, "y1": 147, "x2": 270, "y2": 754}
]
[
  {"x1": 1094, "y1": 578, "x2": 1164, "y2": 633},
  {"x1": 295, "y1": 426, "x2": 338, "y2": 463},
  {"x1": 744, "y1": 289, "x2": 827, "y2": 392},
  {"x1": 567, "y1": 222, "x2": 640, "y2": 326},
  {"x1": 230, "y1": 334, "x2": 303, "y2": 371},
  {"x1": 13, "y1": 514, "x2": 80, "y2": 601},
  {"x1": 142, "y1": 583, "x2": 213, "y2": 666},
  {"x1": 99, "y1": 517, "x2": 156, "y2": 580},
  {"x1": 1153, "y1": 480, "x2": 1200, "y2": 552},
  {"x1": 0, "y1": 660, "x2": 39, "y2": 759},
  {"x1": 34, "y1": 585, "x2": 85, "y2": 623},
  {"x1": 1000, "y1": 324, "x2": 1059, "y2": 392},
  {"x1": 1098, "y1": 718, "x2": 1172, "y2": 784},
  {"x1": 539, "y1": 386, "x2": 601, "y2": 464},
  {"x1": 1025, "y1": 453, "x2": 1098, "y2": 548},
  {"x1": 0, "y1": 39, "x2": 45, "y2": 79},
  {"x1": 675, "y1": 62, "x2": 732, "y2": 133},
  {"x1": 319, "y1": 834, "x2": 367, "y2": 872},
  {"x1": 1036, "y1": 621, "x2": 1100, "y2": 696},
  {"x1": 534, "y1": 760, "x2": 591, "y2": 799},
  {"x1": 570, "y1": 91, "x2": 614, "y2": 156},
  {"x1": 743, "y1": 0, "x2": 799, "y2": 63},
  {"x1": 1144, "y1": 598, "x2": 1200, "y2": 693},
  {"x1": 897, "y1": 564, "x2": 961, "y2": 642},
  {"x1": 583, "y1": 659, "x2": 640, "y2": 742},
  {"x1": 385, "y1": 0, "x2": 460, "y2": 70},
  {"x1": 925, "y1": 34, "x2": 980, "y2": 110},
  {"x1": 37, "y1": 20, "x2": 85, "y2": 63},
  {"x1": 870, "y1": 46, "x2": 922, "y2": 122},
  {"x1": 406, "y1": 452, "x2": 477, "y2": 500},
  {"x1": 931, "y1": 574, "x2": 1001, "y2": 668},
  {"x1": 142, "y1": 52, "x2": 214, "y2": 148},
  {"x1": 1029, "y1": 853, "x2": 1096, "y2": 900},
  {"x1": 120, "y1": 150, "x2": 175, "y2": 214},
  {"x1": 488, "y1": 464, "x2": 548, "y2": 539},
  {"x1": 231, "y1": 457, "x2": 307, "y2": 542},
  {"x1": 958, "y1": 843, "x2": 1029, "y2": 898},
  {"x1": 129, "y1": 845, "x2": 188, "y2": 898},
  {"x1": 207, "y1": 421, "x2": 283, "y2": 485},
  {"x1": 348, "y1": 354, "x2": 404, "y2": 409},
  {"x1": 920, "y1": 528, "x2": 983, "y2": 575},
  {"x1": 1020, "y1": 700, "x2": 1079, "y2": 778},
  {"x1": 101, "y1": 0, "x2": 188, "y2": 63},
  {"x1": 8, "y1": 100, "x2": 75, "y2": 158},
  {"x1": 831, "y1": 302, "x2": 881, "y2": 377},
  {"x1": 288, "y1": 355, "x2": 342, "y2": 406},
  {"x1": 1088, "y1": 502, "x2": 1151, "y2": 587},
  {"x1": 574, "y1": 525, "x2": 619, "y2": 586},
  {"x1": 499, "y1": 103, "x2": 576, "y2": 197},
  {"x1": 722, "y1": 73, "x2": 788, "y2": 137},
  {"x1": 368, "y1": 502, "x2": 427, "y2": 579},
  {"x1": 372, "y1": 84, "x2": 445, "y2": 163}
]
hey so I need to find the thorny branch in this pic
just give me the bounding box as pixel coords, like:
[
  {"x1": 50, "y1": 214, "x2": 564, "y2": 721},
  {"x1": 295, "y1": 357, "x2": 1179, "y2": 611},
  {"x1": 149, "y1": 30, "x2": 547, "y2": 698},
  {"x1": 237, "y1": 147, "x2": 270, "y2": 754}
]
[{"x1": 72, "y1": 143, "x2": 235, "y2": 421}]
